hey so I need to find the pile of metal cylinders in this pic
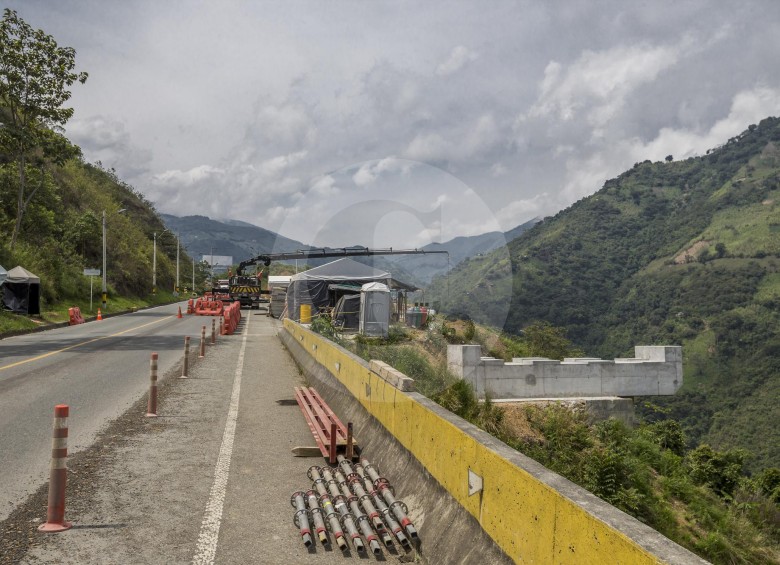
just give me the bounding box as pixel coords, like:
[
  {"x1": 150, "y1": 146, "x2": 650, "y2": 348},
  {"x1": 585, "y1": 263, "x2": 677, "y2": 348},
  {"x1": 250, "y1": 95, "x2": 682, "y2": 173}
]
[{"x1": 289, "y1": 455, "x2": 418, "y2": 555}]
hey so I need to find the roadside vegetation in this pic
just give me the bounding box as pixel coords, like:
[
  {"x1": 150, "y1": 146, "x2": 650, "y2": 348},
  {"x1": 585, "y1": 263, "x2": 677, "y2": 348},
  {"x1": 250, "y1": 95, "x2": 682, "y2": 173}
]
[
  {"x1": 311, "y1": 313, "x2": 780, "y2": 564},
  {"x1": 427, "y1": 118, "x2": 780, "y2": 474},
  {"x1": 0, "y1": 10, "x2": 201, "y2": 336}
]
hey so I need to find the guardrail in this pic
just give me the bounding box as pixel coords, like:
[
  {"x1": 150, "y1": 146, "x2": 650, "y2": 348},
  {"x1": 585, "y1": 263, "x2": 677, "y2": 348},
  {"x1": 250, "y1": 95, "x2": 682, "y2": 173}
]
[{"x1": 282, "y1": 319, "x2": 708, "y2": 565}]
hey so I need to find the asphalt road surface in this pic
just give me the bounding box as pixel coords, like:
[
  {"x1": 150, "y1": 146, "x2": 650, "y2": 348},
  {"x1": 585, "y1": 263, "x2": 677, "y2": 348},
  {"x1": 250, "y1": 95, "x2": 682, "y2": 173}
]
[
  {"x1": 1, "y1": 309, "x2": 416, "y2": 564},
  {"x1": 0, "y1": 301, "x2": 204, "y2": 522}
]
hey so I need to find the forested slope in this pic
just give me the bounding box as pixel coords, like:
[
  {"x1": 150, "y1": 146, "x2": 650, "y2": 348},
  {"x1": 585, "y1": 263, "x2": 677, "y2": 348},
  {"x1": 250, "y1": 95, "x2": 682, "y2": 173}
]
[
  {"x1": 0, "y1": 155, "x2": 186, "y2": 311},
  {"x1": 429, "y1": 117, "x2": 780, "y2": 471}
]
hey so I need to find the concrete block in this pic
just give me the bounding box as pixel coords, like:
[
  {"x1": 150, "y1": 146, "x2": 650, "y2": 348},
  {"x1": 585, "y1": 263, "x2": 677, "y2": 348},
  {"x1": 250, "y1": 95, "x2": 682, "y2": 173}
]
[{"x1": 369, "y1": 359, "x2": 416, "y2": 392}]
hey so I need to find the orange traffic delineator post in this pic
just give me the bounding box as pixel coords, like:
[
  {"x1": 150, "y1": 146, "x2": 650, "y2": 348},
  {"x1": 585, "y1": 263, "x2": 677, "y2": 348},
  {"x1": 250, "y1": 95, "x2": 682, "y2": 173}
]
[
  {"x1": 199, "y1": 326, "x2": 206, "y2": 358},
  {"x1": 177, "y1": 305, "x2": 183, "y2": 319},
  {"x1": 39, "y1": 404, "x2": 72, "y2": 533},
  {"x1": 146, "y1": 352, "x2": 158, "y2": 417},
  {"x1": 180, "y1": 336, "x2": 190, "y2": 379},
  {"x1": 96, "y1": 308, "x2": 103, "y2": 321}
]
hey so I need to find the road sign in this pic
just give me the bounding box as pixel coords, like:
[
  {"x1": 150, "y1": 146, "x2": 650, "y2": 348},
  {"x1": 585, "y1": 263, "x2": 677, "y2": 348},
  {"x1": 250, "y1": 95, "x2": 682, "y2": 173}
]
[{"x1": 83, "y1": 268, "x2": 100, "y2": 276}]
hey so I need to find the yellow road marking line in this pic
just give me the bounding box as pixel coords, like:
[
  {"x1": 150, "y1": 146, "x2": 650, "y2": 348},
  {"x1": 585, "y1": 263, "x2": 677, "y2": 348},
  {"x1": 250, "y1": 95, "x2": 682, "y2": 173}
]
[{"x1": 0, "y1": 316, "x2": 174, "y2": 372}]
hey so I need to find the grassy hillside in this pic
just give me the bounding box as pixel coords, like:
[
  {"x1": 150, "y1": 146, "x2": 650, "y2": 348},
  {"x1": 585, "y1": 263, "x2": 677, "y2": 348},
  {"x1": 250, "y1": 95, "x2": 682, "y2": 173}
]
[
  {"x1": 429, "y1": 117, "x2": 780, "y2": 472},
  {"x1": 0, "y1": 151, "x2": 193, "y2": 328}
]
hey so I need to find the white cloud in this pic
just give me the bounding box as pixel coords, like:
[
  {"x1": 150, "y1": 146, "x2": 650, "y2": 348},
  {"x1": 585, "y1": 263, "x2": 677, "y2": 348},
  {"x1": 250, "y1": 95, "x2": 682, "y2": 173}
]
[
  {"x1": 490, "y1": 162, "x2": 507, "y2": 177},
  {"x1": 352, "y1": 157, "x2": 411, "y2": 186},
  {"x1": 13, "y1": 1, "x2": 780, "y2": 247},
  {"x1": 153, "y1": 164, "x2": 225, "y2": 187},
  {"x1": 528, "y1": 42, "x2": 681, "y2": 125},
  {"x1": 66, "y1": 115, "x2": 153, "y2": 178},
  {"x1": 436, "y1": 45, "x2": 478, "y2": 76},
  {"x1": 496, "y1": 194, "x2": 547, "y2": 227},
  {"x1": 310, "y1": 174, "x2": 340, "y2": 196},
  {"x1": 560, "y1": 85, "x2": 780, "y2": 204},
  {"x1": 404, "y1": 114, "x2": 501, "y2": 162}
]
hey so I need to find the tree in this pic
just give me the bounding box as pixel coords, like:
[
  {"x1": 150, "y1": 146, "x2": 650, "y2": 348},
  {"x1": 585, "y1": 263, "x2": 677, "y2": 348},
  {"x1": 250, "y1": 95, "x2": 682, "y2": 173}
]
[
  {"x1": 665, "y1": 155, "x2": 673, "y2": 162},
  {"x1": 0, "y1": 9, "x2": 87, "y2": 248},
  {"x1": 522, "y1": 321, "x2": 584, "y2": 360}
]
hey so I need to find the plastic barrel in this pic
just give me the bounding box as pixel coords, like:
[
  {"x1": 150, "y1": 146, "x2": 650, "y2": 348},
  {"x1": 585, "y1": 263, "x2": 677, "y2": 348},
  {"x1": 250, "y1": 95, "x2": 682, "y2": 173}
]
[{"x1": 300, "y1": 303, "x2": 312, "y2": 323}]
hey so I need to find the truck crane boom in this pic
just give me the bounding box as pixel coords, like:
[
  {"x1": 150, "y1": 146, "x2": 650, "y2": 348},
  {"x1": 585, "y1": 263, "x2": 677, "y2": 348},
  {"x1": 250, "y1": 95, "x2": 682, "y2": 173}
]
[{"x1": 235, "y1": 246, "x2": 449, "y2": 275}]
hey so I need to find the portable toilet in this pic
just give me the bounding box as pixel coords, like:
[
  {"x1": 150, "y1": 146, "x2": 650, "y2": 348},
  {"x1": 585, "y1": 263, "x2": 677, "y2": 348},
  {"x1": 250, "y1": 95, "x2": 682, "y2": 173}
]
[{"x1": 359, "y1": 282, "x2": 390, "y2": 338}]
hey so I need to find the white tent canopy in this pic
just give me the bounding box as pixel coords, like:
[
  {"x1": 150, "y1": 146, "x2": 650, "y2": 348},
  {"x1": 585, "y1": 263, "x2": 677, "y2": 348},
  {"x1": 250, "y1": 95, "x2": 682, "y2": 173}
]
[
  {"x1": 287, "y1": 258, "x2": 392, "y2": 322},
  {"x1": 291, "y1": 257, "x2": 391, "y2": 283},
  {"x1": 5, "y1": 266, "x2": 40, "y2": 284}
]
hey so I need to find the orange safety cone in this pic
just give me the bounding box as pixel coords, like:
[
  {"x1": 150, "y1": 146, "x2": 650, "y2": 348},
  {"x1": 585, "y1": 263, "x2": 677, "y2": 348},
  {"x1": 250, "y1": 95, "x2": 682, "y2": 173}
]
[
  {"x1": 97, "y1": 308, "x2": 103, "y2": 321},
  {"x1": 177, "y1": 306, "x2": 183, "y2": 319}
]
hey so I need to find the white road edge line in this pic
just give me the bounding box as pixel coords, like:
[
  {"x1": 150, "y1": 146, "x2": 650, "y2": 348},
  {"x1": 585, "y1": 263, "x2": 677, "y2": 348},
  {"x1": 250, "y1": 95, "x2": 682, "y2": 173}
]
[{"x1": 191, "y1": 312, "x2": 250, "y2": 565}]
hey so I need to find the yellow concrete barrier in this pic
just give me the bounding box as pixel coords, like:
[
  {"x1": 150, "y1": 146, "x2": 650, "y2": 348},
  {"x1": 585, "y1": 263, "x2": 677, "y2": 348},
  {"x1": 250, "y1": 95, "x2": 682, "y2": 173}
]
[{"x1": 283, "y1": 319, "x2": 706, "y2": 565}]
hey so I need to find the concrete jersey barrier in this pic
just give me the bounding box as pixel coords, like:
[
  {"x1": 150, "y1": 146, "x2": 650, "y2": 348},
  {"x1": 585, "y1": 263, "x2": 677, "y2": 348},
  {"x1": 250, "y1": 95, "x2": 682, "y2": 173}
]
[{"x1": 282, "y1": 319, "x2": 708, "y2": 565}]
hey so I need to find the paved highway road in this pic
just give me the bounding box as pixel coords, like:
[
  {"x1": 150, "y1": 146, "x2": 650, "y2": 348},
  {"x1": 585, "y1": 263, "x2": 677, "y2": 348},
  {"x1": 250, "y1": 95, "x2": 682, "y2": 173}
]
[{"x1": 0, "y1": 302, "x2": 207, "y2": 521}]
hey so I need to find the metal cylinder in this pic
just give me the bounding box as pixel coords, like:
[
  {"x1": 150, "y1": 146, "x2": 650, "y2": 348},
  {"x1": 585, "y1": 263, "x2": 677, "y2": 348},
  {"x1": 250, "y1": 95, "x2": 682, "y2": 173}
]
[
  {"x1": 343, "y1": 467, "x2": 386, "y2": 535},
  {"x1": 355, "y1": 464, "x2": 410, "y2": 549},
  {"x1": 346, "y1": 422, "x2": 354, "y2": 460},
  {"x1": 290, "y1": 491, "x2": 313, "y2": 547},
  {"x1": 309, "y1": 467, "x2": 366, "y2": 552},
  {"x1": 305, "y1": 489, "x2": 331, "y2": 546},
  {"x1": 180, "y1": 336, "x2": 190, "y2": 378},
  {"x1": 362, "y1": 458, "x2": 418, "y2": 540},
  {"x1": 146, "y1": 352, "x2": 158, "y2": 417},
  {"x1": 38, "y1": 404, "x2": 72, "y2": 532},
  {"x1": 329, "y1": 422, "x2": 337, "y2": 465},
  {"x1": 333, "y1": 469, "x2": 382, "y2": 554},
  {"x1": 309, "y1": 466, "x2": 362, "y2": 552}
]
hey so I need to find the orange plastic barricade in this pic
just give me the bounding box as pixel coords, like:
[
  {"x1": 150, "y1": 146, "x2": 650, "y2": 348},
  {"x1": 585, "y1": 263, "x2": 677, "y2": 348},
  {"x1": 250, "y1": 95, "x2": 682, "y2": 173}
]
[
  {"x1": 68, "y1": 307, "x2": 85, "y2": 325},
  {"x1": 219, "y1": 302, "x2": 241, "y2": 335}
]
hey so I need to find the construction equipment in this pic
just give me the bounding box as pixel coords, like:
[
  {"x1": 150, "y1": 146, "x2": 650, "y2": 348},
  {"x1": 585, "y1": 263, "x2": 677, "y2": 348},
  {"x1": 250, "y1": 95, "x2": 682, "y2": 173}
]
[{"x1": 233, "y1": 246, "x2": 448, "y2": 276}]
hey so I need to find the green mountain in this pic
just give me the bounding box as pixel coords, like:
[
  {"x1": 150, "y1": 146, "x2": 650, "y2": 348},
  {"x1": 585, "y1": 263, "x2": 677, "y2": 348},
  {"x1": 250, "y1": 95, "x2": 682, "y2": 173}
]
[
  {"x1": 429, "y1": 117, "x2": 780, "y2": 472},
  {"x1": 159, "y1": 213, "x2": 308, "y2": 264}
]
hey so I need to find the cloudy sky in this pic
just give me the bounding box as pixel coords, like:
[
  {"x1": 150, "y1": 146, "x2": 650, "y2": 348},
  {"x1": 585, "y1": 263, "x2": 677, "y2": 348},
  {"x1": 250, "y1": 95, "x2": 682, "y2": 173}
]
[{"x1": 9, "y1": 1, "x2": 780, "y2": 248}]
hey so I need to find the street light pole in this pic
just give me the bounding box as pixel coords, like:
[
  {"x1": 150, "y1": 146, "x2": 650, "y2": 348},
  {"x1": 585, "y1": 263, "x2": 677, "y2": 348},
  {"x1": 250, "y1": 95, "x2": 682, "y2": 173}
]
[
  {"x1": 152, "y1": 228, "x2": 169, "y2": 295},
  {"x1": 152, "y1": 232, "x2": 156, "y2": 294},
  {"x1": 102, "y1": 208, "x2": 126, "y2": 310},
  {"x1": 175, "y1": 233, "x2": 180, "y2": 295}
]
